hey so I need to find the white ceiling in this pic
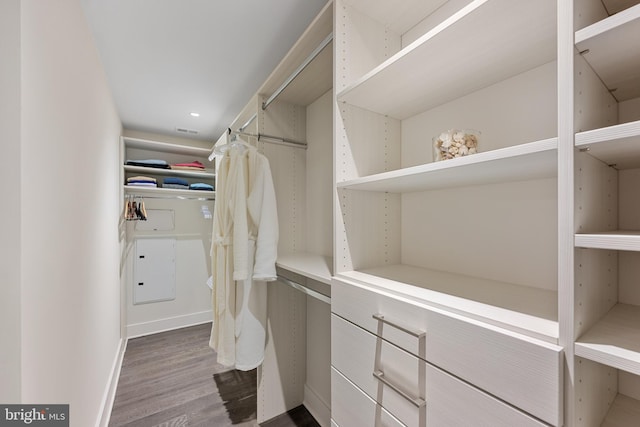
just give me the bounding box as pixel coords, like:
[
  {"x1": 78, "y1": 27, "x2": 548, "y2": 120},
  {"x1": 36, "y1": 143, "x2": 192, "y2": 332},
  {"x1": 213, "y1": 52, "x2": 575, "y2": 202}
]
[{"x1": 80, "y1": 0, "x2": 329, "y2": 142}]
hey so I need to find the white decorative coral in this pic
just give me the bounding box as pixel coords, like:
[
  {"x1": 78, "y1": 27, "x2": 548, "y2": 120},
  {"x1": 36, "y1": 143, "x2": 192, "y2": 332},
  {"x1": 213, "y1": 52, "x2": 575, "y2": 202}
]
[{"x1": 433, "y1": 129, "x2": 479, "y2": 161}]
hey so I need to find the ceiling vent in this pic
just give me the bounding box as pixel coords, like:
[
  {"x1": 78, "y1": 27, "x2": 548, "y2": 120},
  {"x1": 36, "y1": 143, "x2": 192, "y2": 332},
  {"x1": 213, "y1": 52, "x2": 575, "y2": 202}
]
[{"x1": 175, "y1": 127, "x2": 199, "y2": 135}]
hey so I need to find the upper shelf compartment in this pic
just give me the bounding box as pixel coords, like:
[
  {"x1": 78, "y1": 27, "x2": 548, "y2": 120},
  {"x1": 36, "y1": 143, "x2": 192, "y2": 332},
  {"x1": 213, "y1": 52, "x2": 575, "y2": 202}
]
[
  {"x1": 575, "y1": 3, "x2": 640, "y2": 102},
  {"x1": 338, "y1": 138, "x2": 557, "y2": 192},
  {"x1": 337, "y1": 0, "x2": 557, "y2": 120},
  {"x1": 123, "y1": 136, "x2": 211, "y2": 157},
  {"x1": 575, "y1": 119, "x2": 640, "y2": 169}
]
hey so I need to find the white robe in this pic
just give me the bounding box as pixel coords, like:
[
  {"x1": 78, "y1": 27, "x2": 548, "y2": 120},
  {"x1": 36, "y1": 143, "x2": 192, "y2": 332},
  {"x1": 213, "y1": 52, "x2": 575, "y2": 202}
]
[{"x1": 210, "y1": 140, "x2": 278, "y2": 370}]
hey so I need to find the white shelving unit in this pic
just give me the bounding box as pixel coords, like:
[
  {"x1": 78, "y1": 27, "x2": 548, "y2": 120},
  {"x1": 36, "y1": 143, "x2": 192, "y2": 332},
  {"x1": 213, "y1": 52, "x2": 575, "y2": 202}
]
[
  {"x1": 573, "y1": 1, "x2": 640, "y2": 426},
  {"x1": 122, "y1": 136, "x2": 215, "y2": 199},
  {"x1": 333, "y1": 0, "x2": 562, "y2": 425},
  {"x1": 335, "y1": 0, "x2": 558, "y2": 338}
]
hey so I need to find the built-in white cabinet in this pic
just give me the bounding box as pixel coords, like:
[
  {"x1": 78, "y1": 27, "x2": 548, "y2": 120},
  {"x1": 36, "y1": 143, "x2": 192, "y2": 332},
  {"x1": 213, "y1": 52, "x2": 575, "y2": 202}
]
[
  {"x1": 572, "y1": 1, "x2": 640, "y2": 425},
  {"x1": 334, "y1": 0, "x2": 559, "y2": 344},
  {"x1": 332, "y1": 0, "x2": 563, "y2": 423}
]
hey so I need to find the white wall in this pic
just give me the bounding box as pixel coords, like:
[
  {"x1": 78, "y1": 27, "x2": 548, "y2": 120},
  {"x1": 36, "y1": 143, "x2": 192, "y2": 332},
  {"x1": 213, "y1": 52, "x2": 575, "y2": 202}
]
[
  {"x1": 0, "y1": 0, "x2": 22, "y2": 403},
  {"x1": 123, "y1": 198, "x2": 214, "y2": 337},
  {"x1": 20, "y1": 1, "x2": 122, "y2": 426}
]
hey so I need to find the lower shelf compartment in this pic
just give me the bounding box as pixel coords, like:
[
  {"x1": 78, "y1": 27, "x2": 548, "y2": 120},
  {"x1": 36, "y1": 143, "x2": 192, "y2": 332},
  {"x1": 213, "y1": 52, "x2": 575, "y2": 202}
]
[
  {"x1": 337, "y1": 263, "x2": 558, "y2": 343},
  {"x1": 575, "y1": 303, "x2": 640, "y2": 376},
  {"x1": 602, "y1": 394, "x2": 640, "y2": 427}
]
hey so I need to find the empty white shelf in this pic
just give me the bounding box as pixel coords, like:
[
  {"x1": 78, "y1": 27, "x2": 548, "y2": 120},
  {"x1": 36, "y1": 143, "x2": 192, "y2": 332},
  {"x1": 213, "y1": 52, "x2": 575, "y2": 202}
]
[
  {"x1": 575, "y1": 231, "x2": 640, "y2": 251},
  {"x1": 277, "y1": 252, "x2": 333, "y2": 285},
  {"x1": 575, "y1": 3, "x2": 640, "y2": 102},
  {"x1": 338, "y1": 138, "x2": 557, "y2": 192},
  {"x1": 338, "y1": 264, "x2": 558, "y2": 343},
  {"x1": 124, "y1": 137, "x2": 212, "y2": 156},
  {"x1": 602, "y1": 394, "x2": 640, "y2": 427},
  {"x1": 575, "y1": 303, "x2": 640, "y2": 376},
  {"x1": 575, "y1": 120, "x2": 640, "y2": 170},
  {"x1": 337, "y1": 0, "x2": 556, "y2": 119}
]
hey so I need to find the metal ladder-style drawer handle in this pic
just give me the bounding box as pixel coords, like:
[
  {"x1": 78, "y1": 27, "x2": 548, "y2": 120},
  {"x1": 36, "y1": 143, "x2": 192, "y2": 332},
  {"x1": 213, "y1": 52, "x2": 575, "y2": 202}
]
[
  {"x1": 372, "y1": 314, "x2": 426, "y2": 338},
  {"x1": 373, "y1": 370, "x2": 426, "y2": 408}
]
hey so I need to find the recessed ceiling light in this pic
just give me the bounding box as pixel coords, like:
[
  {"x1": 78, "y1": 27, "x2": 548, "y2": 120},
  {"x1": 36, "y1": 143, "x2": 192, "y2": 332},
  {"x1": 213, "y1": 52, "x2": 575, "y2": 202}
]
[{"x1": 189, "y1": 112, "x2": 200, "y2": 117}]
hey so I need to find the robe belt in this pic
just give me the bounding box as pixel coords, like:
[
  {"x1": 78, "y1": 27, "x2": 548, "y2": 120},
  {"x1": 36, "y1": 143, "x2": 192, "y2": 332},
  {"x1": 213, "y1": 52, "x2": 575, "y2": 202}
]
[
  {"x1": 213, "y1": 235, "x2": 256, "y2": 246},
  {"x1": 214, "y1": 235, "x2": 232, "y2": 246}
]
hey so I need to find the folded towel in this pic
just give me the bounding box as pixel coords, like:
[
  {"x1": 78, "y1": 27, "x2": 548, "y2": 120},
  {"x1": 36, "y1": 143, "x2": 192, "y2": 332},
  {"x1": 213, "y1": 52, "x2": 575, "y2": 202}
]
[
  {"x1": 127, "y1": 176, "x2": 157, "y2": 183},
  {"x1": 172, "y1": 160, "x2": 205, "y2": 169},
  {"x1": 126, "y1": 182, "x2": 157, "y2": 187},
  {"x1": 190, "y1": 183, "x2": 214, "y2": 191},
  {"x1": 126, "y1": 159, "x2": 167, "y2": 165},
  {"x1": 126, "y1": 160, "x2": 170, "y2": 169},
  {"x1": 170, "y1": 165, "x2": 207, "y2": 171},
  {"x1": 163, "y1": 177, "x2": 189, "y2": 186},
  {"x1": 162, "y1": 183, "x2": 190, "y2": 190}
]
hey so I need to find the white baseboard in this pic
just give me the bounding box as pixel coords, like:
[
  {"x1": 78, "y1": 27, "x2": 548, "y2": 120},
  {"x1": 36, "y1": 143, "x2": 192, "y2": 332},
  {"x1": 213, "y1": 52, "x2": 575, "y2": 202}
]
[
  {"x1": 97, "y1": 337, "x2": 127, "y2": 427},
  {"x1": 304, "y1": 384, "x2": 331, "y2": 427},
  {"x1": 126, "y1": 310, "x2": 212, "y2": 338}
]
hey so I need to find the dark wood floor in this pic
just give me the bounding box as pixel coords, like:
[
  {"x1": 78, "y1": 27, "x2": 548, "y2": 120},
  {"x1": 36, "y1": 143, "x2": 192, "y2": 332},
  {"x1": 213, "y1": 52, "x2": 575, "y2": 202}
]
[{"x1": 109, "y1": 323, "x2": 319, "y2": 427}]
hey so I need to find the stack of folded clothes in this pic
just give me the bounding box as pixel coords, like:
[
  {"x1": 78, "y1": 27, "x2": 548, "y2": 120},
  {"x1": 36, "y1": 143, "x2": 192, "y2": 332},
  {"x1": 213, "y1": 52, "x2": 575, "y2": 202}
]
[
  {"x1": 126, "y1": 176, "x2": 157, "y2": 187},
  {"x1": 171, "y1": 160, "x2": 206, "y2": 171},
  {"x1": 190, "y1": 182, "x2": 214, "y2": 191},
  {"x1": 126, "y1": 159, "x2": 170, "y2": 169},
  {"x1": 162, "y1": 177, "x2": 190, "y2": 190}
]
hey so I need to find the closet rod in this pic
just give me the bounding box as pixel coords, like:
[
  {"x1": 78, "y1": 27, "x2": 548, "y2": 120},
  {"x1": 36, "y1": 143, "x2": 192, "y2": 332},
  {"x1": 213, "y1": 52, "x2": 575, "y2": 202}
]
[
  {"x1": 238, "y1": 113, "x2": 257, "y2": 132},
  {"x1": 277, "y1": 275, "x2": 331, "y2": 305},
  {"x1": 232, "y1": 130, "x2": 307, "y2": 150},
  {"x1": 261, "y1": 32, "x2": 333, "y2": 111}
]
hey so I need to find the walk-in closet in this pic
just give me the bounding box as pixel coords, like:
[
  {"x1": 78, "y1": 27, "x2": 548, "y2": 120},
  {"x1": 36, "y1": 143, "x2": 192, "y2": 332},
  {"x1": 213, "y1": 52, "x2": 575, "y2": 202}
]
[{"x1": 8, "y1": 0, "x2": 640, "y2": 426}]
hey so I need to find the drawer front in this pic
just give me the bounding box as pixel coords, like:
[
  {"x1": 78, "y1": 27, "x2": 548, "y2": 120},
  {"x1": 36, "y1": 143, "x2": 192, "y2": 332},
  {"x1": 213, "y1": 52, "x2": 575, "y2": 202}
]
[
  {"x1": 331, "y1": 367, "x2": 405, "y2": 427},
  {"x1": 332, "y1": 277, "x2": 563, "y2": 426},
  {"x1": 332, "y1": 278, "x2": 428, "y2": 356},
  {"x1": 426, "y1": 363, "x2": 548, "y2": 427},
  {"x1": 332, "y1": 314, "x2": 424, "y2": 427}
]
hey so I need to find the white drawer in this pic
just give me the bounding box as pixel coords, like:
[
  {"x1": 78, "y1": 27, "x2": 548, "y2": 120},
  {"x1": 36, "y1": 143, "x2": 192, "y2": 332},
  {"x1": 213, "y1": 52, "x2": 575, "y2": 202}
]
[
  {"x1": 425, "y1": 362, "x2": 549, "y2": 427},
  {"x1": 332, "y1": 277, "x2": 563, "y2": 426},
  {"x1": 331, "y1": 367, "x2": 406, "y2": 427},
  {"x1": 332, "y1": 314, "x2": 424, "y2": 427}
]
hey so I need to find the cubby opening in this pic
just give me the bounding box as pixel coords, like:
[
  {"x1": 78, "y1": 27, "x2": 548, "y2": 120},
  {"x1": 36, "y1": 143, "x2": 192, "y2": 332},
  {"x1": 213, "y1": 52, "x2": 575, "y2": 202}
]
[{"x1": 575, "y1": 358, "x2": 640, "y2": 426}]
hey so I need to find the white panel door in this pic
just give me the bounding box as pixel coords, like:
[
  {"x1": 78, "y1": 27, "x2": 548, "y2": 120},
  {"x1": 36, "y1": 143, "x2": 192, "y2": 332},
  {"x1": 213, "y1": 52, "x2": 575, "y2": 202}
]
[{"x1": 133, "y1": 238, "x2": 176, "y2": 304}]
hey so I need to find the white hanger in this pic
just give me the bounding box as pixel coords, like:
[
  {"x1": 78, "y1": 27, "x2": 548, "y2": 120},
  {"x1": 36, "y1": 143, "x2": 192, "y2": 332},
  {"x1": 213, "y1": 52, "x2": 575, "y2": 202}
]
[{"x1": 213, "y1": 134, "x2": 251, "y2": 156}]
